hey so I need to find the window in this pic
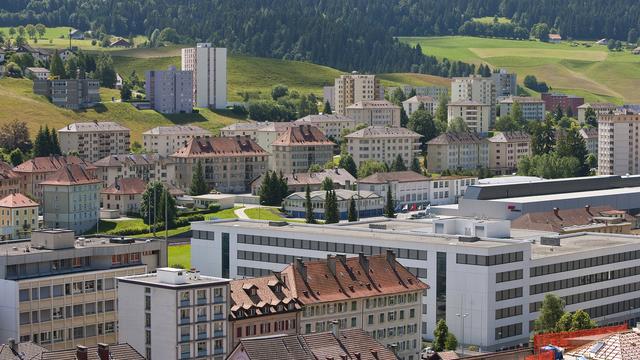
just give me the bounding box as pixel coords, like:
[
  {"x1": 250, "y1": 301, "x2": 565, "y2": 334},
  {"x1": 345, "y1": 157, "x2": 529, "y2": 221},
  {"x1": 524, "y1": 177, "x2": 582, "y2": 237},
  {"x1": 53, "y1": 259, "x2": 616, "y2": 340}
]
[{"x1": 19, "y1": 289, "x2": 29, "y2": 302}]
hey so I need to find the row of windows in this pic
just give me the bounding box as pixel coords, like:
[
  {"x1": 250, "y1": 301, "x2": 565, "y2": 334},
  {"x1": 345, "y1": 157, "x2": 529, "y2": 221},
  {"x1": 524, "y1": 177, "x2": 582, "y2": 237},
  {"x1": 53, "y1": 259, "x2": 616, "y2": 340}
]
[
  {"x1": 230, "y1": 233, "x2": 428, "y2": 261},
  {"x1": 496, "y1": 269, "x2": 523, "y2": 283},
  {"x1": 530, "y1": 265, "x2": 640, "y2": 295},
  {"x1": 530, "y1": 281, "x2": 640, "y2": 313},
  {"x1": 19, "y1": 278, "x2": 116, "y2": 302},
  {"x1": 19, "y1": 300, "x2": 115, "y2": 324},
  {"x1": 237, "y1": 250, "x2": 317, "y2": 265},
  {"x1": 585, "y1": 297, "x2": 640, "y2": 319},
  {"x1": 495, "y1": 305, "x2": 523, "y2": 320},
  {"x1": 20, "y1": 322, "x2": 115, "y2": 345},
  {"x1": 236, "y1": 319, "x2": 296, "y2": 338},
  {"x1": 237, "y1": 266, "x2": 272, "y2": 278},
  {"x1": 496, "y1": 287, "x2": 523, "y2": 302},
  {"x1": 370, "y1": 325, "x2": 420, "y2": 341},
  {"x1": 365, "y1": 293, "x2": 420, "y2": 310},
  {"x1": 530, "y1": 250, "x2": 640, "y2": 277},
  {"x1": 456, "y1": 251, "x2": 523, "y2": 266},
  {"x1": 495, "y1": 323, "x2": 523, "y2": 340},
  {"x1": 406, "y1": 267, "x2": 428, "y2": 279}
]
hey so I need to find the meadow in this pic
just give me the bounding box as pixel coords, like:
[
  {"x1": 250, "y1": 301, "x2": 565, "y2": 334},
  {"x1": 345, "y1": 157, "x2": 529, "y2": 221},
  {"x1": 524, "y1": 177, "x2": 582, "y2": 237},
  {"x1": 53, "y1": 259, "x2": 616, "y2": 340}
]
[{"x1": 399, "y1": 36, "x2": 640, "y2": 104}]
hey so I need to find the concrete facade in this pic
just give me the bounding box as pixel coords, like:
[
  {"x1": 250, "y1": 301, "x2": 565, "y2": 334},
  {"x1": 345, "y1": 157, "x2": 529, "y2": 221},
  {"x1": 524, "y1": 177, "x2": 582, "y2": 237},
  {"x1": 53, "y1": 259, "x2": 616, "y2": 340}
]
[
  {"x1": 334, "y1": 73, "x2": 383, "y2": 115},
  {"x1": 145, "y1": 66, "x2": 193, "y2": 114},
  {"x1": 33, "y1": 79, "x2": 100, "y2": 110},
  {"x1": 577, "y1": 103, "x2": 617, "y2": 124},
  {"x1": 93, "y1": 153, "x2": 177, "y2": 189},
  {"x1": 426, "y1": 132, "x2": 489, "y2": 173},
  {"x1": 598, "y1": 113, "x2": 640, "y2": 175},
  {"x1": 451, "y1": 76, "x2": 497, "y2": 126},
  {"x1": 271, "y1": 125, "x2": 335, "y2": 174},
  {"x1": 491, "y1": 69, "x2": 517, "y2": 97},
  {"x1": 403, "y1": 95, "x2": 438, "y2": 117},
  {"x1": 345, "y1": 100, "x2": 402, "y2": 127},
  {"x1": 499, "y1": 97, "x2": 545, "y2": 121},
  {"x1": 345, "y1": 126, "x2": 421, "y2": 168},
  {"x1": 448, "y1": 100, "x2": 492, "y2": 133},
  {"x1": 58, "y1": 122, "x2": 131, "y2": 163},
  {"x1": 143, "y1": 125, "x2": 212, "y2": 157},
  {"x1": 487, "y1": 132, "x2": 532, "y2": 175},
  {"x1": 292, "y1": 114, "x2": 357, "y2": 139},
  {"x1": 181, "y1": 44, "x2": 227, "y2": 109}
]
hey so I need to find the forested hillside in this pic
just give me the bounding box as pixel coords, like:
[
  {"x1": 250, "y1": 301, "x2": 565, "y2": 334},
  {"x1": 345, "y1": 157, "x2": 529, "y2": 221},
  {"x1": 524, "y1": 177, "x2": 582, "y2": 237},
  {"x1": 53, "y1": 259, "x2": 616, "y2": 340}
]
[{"x1": 1, "y1": 0, "x2": 638, "y2": 74}]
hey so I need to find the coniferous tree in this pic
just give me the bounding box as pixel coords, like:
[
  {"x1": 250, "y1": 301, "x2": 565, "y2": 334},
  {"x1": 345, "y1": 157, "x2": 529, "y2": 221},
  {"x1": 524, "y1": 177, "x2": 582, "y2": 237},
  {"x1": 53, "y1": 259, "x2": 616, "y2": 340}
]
[
  {"x1": 9, "y1": 148, "x2": 24, "y2": 166},
  {"x1": 411, "y1": 157, "x2": 421, "y2": 173},
  {"x1": 50, "y1": 130, "x2": 61, "y2": 155},
  {"x1": 390, "y1": 154, "x2": 407, "y2": 171},
  {"x1": 338, "y1": 153, "x2": 358, "y2": 178},
  {"x1": 323, "y1": 101, "x2": 332, "y2": 114},
  {"x1": 50, "y1": 50, "x2": 66, "y2": 78},
  {"x1": 384, "y1": 186, "x2": 395, "y2": 218},
  {"x1": 190, "y1": 160, "x2": 208, "y2": 196},
  {"x1": 347, "y1": 197, "x2": 357, "y2": 222},
  {"x1": 321, "y1": 177, "x2": 334, "y2": 191},
  {"x1": 324, "y1": 190, "x2": 339, "y2": 224},
  {"x1": 304, "y1": 185, "x2": 315, "y2": 224},
  {"x1": 584, "y1": 107, "x2": 598, "y2": 128},
  {"x1": 433, "y1": 319, "x2": 449, "y2": 352}
]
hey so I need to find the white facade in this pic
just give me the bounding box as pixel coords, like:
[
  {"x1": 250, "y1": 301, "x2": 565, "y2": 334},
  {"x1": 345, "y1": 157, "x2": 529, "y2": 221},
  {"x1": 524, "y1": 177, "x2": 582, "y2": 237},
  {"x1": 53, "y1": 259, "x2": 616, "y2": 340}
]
[
  {"x1": 345, "y1": 126, "x2": 421, "y2": 168},
  {"x1": 181, "y1": 44, "x2": 227, "y2": 109},
  {"x1": 598, "y1": 113, "x2": 640, "y2": 175},
  {"x1": 403, "y1": 96, "x2": 438, "y2": 117},
  {"x1": 143, "y1": 125, "x2": 212, "y2": 157},
  {"x1": 448, "y1": 101, "x2": 492, "y2": 133},
  {"x1": 334, "y1": 73, "x2": 382, "y2": 115},
  {"x1": 58, "y1": 122, "x2": 131, "y2": 163},
  {"x1": 451, "y1": 76, "x2": 496, "y2": 126},
  {"x1": 345, "y1": 100, "x2": 401, "y2": 127},
  {"x1": 499, "y1": 97, "x2": 546, "y2": 121},
  {"x1": 292, "y1": 114, "x2": 357, "y2": 139},
  {"x1": 118, "y1": 268, "x2": 231, "y2": 360},
  {"x1": 191, "y1": 219, "x2": 640, "y2": 351}
]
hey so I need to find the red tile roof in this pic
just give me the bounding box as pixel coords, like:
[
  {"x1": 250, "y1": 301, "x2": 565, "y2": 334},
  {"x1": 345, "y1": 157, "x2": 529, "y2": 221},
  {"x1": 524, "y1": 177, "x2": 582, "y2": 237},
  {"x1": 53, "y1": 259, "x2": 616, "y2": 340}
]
[
  {"x1": 13, "y1": 155, "x2": 94, "y2": 173},
  {"x1": 0, "y1": 193, "x2": 39, "y2": 208},
  {"x1": 40, "y1": 343, "x2": 144, "y2": 360},
  {"x1": 272, "y1": 125, "x2": 335, "y2": 146},
  {"x1": 567, "y1": 331, "x2": 640, "y2": 360},
  {"x1": 171, "y1": 136, "x2": 268, "y2": 158},
  {"x1": 39, "y1": 164, "x2": 101, "y2": 186},
  {"x1": 101, "y1": 178, "x2": 147, "y2": 195},
  {"x1": 229, "y1": 274, "x2": 301, "y2": 319},
  {"x1": 511, "y1": 205, "x2": 633, "y2": 233},
  {"x1": 0, "y1": 161, "x2": 19, "y2": 180},
  {"x1": 280, "y1": 252, "x2": 428, "y2": 305}
]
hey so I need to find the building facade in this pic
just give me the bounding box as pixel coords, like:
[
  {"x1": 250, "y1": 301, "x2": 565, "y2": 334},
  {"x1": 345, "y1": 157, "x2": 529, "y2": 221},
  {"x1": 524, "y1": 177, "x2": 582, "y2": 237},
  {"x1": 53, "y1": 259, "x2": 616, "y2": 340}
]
[
  {"x1": 499, "y1": 97, "x2": 546, "y2": 121},
  {"x1": 171, "y1": 137, "x2": 269, "y2": 194},
  {"x1": 145, "y1": 66, "x2": 193, "y2": 114},
  {"x1": 579, "y1": 128, "x2": 598, "y2": 157},
  {"x1": 334, "y1": 73, "x2": 383, "y2": 115},
  {"x1": 0, "y1": 160, "x2": 20, "y2": 199},
  {"x1": 117, "y1": 268, "x2": 230, "y2": 360},
  {"x1": 271, "y1": 125, "x2": 335, "y2": 174},
  {"x1": 283, "y1": 189, "x2": 383, "y2": 220},
  {"x1": 58, "y1": 122, "x2": 131, "y2": 163},
  {"x1": 41, "y1": 164, "x2": 101, "y2": 234},
  {"x1": 25, "y1": 67, "x2": 50, "y2": 80},
  {"x1": 181, "y1": 44, "x2": 227, "y2": 109},
  {"x1": 250, "y1": 168, "x2": 355, "y2": 195},
  {"x1": 541, "y1": 93, "x2": 585, "y2": 116},
  {"x1": 345, "y1": 100, "x2": 402, "y2": 127},
  {"x1": 491, "y1": 69, "x2": 517, "y2": 97},
  {"x1": 577, "y1": 103, "x2": 617, "y2": 124},
  {"x1": 143, "y1": 125, "x2": 212, "y2": 157},
  {"x1": 292, "y1": 114, "x2": 357, "y2": 139},
  {"x1": 403, "y1": 95, "x2": 438, "y2": 117},
  {"x1": 426, "y1": 132, "x2": 489, "y2": 173},
  {"x1": 100, "y1": 178, "x2": 146, "y2": 216},
  {"x1": 33, "y1": 79, "x2": 100, "y2": 109},
  {"x1": 451, "y1": 75, "x2": 497, "y2": 126},
  {"x1": 448, "y1": 100, "x2": 492, "y2": 133},
  {"x1": 598, "y1": 113, "x2": 640, "y2": 175},
  {"x1": 0, "y1": 193, "x2": 39, "y2": 241},
  {"x1": 93, "y1": 153, "x2": 176, "y2": 188},
  {"x1": 0, "y1": 229, "x2": 166, "y2": 351},
  {"x1": 487, "y1": 132, "x2": 532, "y2": 175},
  {"x1": 345, "y1": 126, "x2": 421, "y2": 168},
  {"x1": 398, "y1": 85, "x2": 449, "y2": 101}
]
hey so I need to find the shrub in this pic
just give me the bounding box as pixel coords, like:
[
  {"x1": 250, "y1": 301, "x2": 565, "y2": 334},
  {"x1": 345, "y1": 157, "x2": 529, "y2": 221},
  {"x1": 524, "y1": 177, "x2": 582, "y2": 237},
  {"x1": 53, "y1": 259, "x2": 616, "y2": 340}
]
[{"x1": 208, "y1": 203, "x2": 221, "y2": 212}]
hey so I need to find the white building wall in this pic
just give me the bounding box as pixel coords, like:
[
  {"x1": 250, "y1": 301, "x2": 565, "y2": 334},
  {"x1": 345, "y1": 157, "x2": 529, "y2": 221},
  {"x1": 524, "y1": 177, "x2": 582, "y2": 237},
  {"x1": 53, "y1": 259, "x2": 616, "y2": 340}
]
[
  {"x1": 0, "y1": 279, "x2": 19, "y2": 342},
  {"x1": 117, "y1": 282, "x2": 148, "y2": 356}
]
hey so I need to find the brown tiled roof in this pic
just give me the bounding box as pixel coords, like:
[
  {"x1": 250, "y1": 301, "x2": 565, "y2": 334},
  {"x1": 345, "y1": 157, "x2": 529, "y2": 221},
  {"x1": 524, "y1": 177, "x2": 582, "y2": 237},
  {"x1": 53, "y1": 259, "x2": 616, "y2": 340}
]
[
  {"x1": 171, "y1": 137, "x2": 268, "y2": 158},
  {"x1": 252, "y1": 169, "x2": 355, "y2": 188},
  {"x1": 13, "y1": 155, "x2": 95, "y2": 173},
  {"x1": 567, "y1": 331, "x2": 640, "y2": 360},
  {"x1": 93, "y1": 153, "x2": 164, "y2": 167},
  {"x1": 0, "y1": 193, "x2": 39, "y2": 208},
  {"x1": 405, "y1": 95, "x2": 436, "y2": 103},
  {"x1": 0, "y1": 341, "x2": 46, "y2": 360},
  {"x1": 359, "y1": 171, "x2": 428, "y2": 184},
  {"x1": 39, "y1": 164, "x2": 101, "y2": 186},
  {"x1": 280, "y1": 252, "x2": 428, "y2": 305},
  {"x1": 488, "y1": 131, "x2": 531, "y2": 143},
  {"x1": 0, "y1": 161, "x2": 19, "y2": 180},
  {"x1": 294, "y1": 114, "x2": 354, "y2": 124},
  {"x1": 229, "y1": 274, "x2": 301, "y2": 318},
  {"x1": 579, "y1": 127, "x2": 598, "y2": 139},
  {"x1": 272, "y1": 125, "x2": 335, "y2": 146},
  {"x1": 101, "y1": 178, "x2": 146, "y2": 195},
  {"x1": 41, "y1": 343, "x2": 144, "y2": 360},
  {"x1": 427, "y1": 132, "x2": 485, "y2": 145},
  {"x1": 143, "y1": 125, "x2": 212, "y2": 135},
  {"x1": 232, "y1": 329, "x2": 397, "y2": 360},
  {"x1": 511, "y1": 205, "x2": 633, "y2": 233},
  {"x1": 58, "y1": 121, "x2": 129, "y2": 132}
]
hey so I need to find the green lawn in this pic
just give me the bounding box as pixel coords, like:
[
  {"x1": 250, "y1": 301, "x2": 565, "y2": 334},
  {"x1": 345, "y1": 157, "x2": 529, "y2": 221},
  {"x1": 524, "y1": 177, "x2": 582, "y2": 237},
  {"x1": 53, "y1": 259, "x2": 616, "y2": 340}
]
[
  {"x1": 0, "y1": 26, "x2": 147, "y2": 51},
  {"x1": 204, "y1": 206, "x2": 241, "y2": 220},
  {"x1": 398, "y1": 36, "x2": 640, "y2": 103},
  {"x1": 244, "y1": 207, "x2": 304, "y2": 222},
  {"x1": 168, "y1": 244, "x2": 191, "y2": 269},
  {"x1": 471, "y1": 17, "x2": 512, "y2": 24}
]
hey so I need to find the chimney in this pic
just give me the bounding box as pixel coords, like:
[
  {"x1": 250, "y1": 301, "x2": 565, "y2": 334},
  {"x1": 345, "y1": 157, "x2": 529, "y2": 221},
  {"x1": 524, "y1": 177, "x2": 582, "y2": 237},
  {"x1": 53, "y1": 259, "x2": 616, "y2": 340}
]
[
  {"x1": 8, "y1": 338, "x2": 16, "y2": 353},
  {"x1": 553, "y1": 207, "x2": 563, "y2": 221},
  {"x1": 386, "y1": 249, "x2": 396, "y2": 269},
  {"x1": 355, "y1": 353, "x2": 362, "y2": 360},
  {"x1": 585, "y1": 204, "x2": 592, "y2": 216},
  {"x1": 336, "y1": 254, "x2": 347, "y2": 266},
  {"x1": 76, "y1": 345, "x2": 88, "y2": 360},
  {"x1": 327, "y1": 255, "x2": 337, "y2": 277},
  {"x1": 97, "y1": 343, "x2": 110, "y2": 360},
  {"x1": 331, "y1": 320, "x2": 340, "y2": 338},
  {"x1": 295, "y1": 258, "x2": 307, "y2": 279},
  {"x1": 358, "y1": 252, "x2": 369, "y2": 273}
]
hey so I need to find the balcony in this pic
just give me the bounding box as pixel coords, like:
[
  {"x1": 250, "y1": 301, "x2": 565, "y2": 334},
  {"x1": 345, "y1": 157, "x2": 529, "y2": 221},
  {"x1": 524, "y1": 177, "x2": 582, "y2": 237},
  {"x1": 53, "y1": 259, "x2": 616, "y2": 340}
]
[
  {"x1": 196, "y1": 297, "x2": 208, "y2": 305},
  {"x1": 179, "y1": 317, "x2": 191, "y2": 325},
  {"x1": 197, "y1": 332, "x2": 208, "y2": 340},
  {"x1": 213, "y1": 296, "x2": 224, "y2": 304},
  {"x1": 180, "y1": 334, "x2": 190, "y2": 342},
  {"x1": 180, "y1": 299, "x2": 191, "y2": 307},
  {"x1": 197, "y1": 315, "x2": 207, "y2": 322},
  {"x1": 213, "y1": 313, "x2": 225, "y2": 321},
  {"x1": 213, "y1": 330, "x2": 224, "y2": 338}
]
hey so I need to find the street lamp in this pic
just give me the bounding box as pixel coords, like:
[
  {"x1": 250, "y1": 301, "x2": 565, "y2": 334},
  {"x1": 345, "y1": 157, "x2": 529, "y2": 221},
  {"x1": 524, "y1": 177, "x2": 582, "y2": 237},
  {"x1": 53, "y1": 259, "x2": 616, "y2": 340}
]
[{"x1": 456, "y1": 312, "x2": 469, "y2": 356}]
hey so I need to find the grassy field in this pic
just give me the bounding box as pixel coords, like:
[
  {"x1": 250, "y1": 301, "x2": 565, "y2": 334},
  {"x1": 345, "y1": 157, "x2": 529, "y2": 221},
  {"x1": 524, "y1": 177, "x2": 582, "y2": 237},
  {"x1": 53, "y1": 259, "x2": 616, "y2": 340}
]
[
  {"x1": 399, "y1": 36, "x2": 640, "y2": 103},
  {"x1": 0, "y1": 26, "x2": 147, "y2": 51},
  {"x1": 168, "y1": 244, "x2": 191, "y2": 269},
  {"x1": 472, "y1": 17, "x2": 512, "y2": 24}
]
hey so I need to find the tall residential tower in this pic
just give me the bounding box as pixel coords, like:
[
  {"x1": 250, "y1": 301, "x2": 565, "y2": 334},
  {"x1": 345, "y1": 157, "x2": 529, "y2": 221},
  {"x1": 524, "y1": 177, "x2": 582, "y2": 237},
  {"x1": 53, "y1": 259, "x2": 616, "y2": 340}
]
[{"x1": 181, "y1": 44, "x2": 227, "y2": 109}]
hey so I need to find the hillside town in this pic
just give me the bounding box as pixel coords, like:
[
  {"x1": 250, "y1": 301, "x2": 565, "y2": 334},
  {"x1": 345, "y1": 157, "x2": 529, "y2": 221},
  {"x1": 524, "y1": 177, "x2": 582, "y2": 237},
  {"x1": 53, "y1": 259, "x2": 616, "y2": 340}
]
[{"x1": 0, "y1": 9, "x2": 640, "y2": 360}]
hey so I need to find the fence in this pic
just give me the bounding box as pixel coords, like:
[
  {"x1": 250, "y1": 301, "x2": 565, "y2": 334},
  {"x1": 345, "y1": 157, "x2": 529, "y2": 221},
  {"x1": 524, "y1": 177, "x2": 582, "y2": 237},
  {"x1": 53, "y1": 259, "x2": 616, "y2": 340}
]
[{"x1": 532, "y1": 324, "x2": 628, "y2": 352}]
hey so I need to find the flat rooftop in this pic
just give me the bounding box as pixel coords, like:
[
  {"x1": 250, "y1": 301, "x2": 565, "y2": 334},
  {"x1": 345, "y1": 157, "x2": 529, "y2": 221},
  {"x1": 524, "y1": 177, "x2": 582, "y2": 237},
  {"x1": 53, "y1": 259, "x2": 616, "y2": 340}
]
[
  {"x1": 118, "y1": 271, "x2": 229, "y2": 288},
  {"x1": 0, "y1": 236, "x2": 162, "y2": 256},
  {"x1": 530, "y1": 233, "x2": 640, "y2": 259},
  {"x1": 486, "y1": 186, "x2": 640, "y2": 204}
]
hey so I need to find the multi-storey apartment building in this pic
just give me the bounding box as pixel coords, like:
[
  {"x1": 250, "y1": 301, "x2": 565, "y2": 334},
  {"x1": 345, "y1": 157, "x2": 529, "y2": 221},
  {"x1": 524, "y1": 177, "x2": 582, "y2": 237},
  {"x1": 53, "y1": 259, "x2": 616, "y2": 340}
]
[
  {"x1": 491, "y1": 69, "x2": 517, "y2": 97},
  {"x1": 250, "y1": 168, "x2": 355, "y2": 195},
  {"x1": 143, "y1": 125, "x2": 212, "y2": 157},
  {"x1": 0, "y1": 229, "x2": 166, "y2": 351},
  {"x1": 426, "y1": 132, "x2": 489, "y2": 173},
  {"x1": 0, "y1": 160, "x2": 20, "y2": 198},
  {"x1": 398, "y1": 85, "x2": 449, "y2": 101},
  {"x1": 220, "y1": 122, "x2": 293, "y2": 169},
  {"x1": 499, "y1": 96, "x2": 546, "y2": 121},
  {"x1": 598, "y1": 112, "x2": 640, "y2": 175},
  {"x1": 0, "y1": 193, "x2": 39, "y2": 241},
  {"x1": 13, "y1": 156, "x2": 96, "y2": 203},
  {"x1": 171, "y1": 136, "x2": 269, "y2": 194},
  {"x1": 402, "y1": 95, "x2": 438, "y2": 117},
  {"x1": 25, "y1": 67, "x2": 50, "y2": 80},
  {"x1": 541, "y1": 93, "x2": 584, "y2": 116},
  {"x1": 271, "y1": 125, "x2": 335, "y2": 174},
  {"x1": 487, "y1": 131, "x2": 532, "y2": 175},
  {"x1": 579, "y1": 127, "x2": 598, "y2": 157},
  {"x1": 451, "y1": 75, "x2": 497, "y2": 126},
  {"x1": 334, "y1": 73, "x2": 383, "y2": 115},
  {"x1": 41, "y1": 164, "x2": 101, "y2": 234},
  {"x1": 93, "y1": 153, "x2": 176, "y2": 188},
  {"x1": 58, "y1": 122, "x2": 131, "y2": 163},
  {"x1": 283, "y1": 189, "x2": 383, "y2": 220},
  {"x1": 145, "y1": 66, "x2": 193, "y2": 114},
  {"x1": 292, "y1": 114, "x2": 357, "y2": 139},
  {"x1": 448, "y1": 100, "x2": 492, "y2": 133},
  {"x1": 345, "y1": 100, "x2": 402, "y2": 127},
  {"x1": 577, "y1": 103, "x2": 617, "y2": 124},
  {"x1": 191, "y1": 217, "x2": 640, "y2": 351},
  {"x1": 228, "y1": 275, "x2": 301, "y2": 347},
  {"x1": 345, "y1": 126, "x2": 421, "y2": 168},
  {"x1": 181, "y1": 44, "x2": 227, "y2": 109},
  {"x1": 117, "y1": 268, "x2": 230, "y2": 360},
  {"x1": 33, "y1": 79, "x2": 100, "y2": 110},
  {"x1": 100, "y1": 178, "x2": 146, "y2": 216}
]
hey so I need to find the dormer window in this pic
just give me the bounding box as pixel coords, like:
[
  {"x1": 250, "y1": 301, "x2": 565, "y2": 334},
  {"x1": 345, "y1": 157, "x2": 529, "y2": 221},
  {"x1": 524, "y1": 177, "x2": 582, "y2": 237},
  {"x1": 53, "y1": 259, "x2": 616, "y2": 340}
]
[{"x1": 250, "y1": 288, "x2": 257, "y2": 296}]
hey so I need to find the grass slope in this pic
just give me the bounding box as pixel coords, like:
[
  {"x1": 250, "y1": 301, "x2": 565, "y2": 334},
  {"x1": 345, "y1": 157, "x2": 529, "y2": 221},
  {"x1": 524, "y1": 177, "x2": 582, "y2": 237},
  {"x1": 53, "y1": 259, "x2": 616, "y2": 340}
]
[
  {"x1": 0, "y1": 26, "x2": 146, "y2": 51},
  {"x1": 399, "y1": 36, "x2": 640, "y2": 103}
]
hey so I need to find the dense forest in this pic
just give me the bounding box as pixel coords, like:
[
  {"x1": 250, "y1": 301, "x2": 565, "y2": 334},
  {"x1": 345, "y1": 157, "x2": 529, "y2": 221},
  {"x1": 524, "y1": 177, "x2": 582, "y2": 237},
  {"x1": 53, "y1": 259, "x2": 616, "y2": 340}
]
[{"x1": 1, "y1": 0, "x2": 638, "y2": 74}]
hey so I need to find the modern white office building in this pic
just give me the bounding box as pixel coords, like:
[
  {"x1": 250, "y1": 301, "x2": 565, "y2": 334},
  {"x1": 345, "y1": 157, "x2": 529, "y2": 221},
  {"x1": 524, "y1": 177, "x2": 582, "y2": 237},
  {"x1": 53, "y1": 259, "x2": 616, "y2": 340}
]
[
  {"x1": 191, "y1": 218, "x2": 640, "y2": 351},
  {"x1": 181, "y1": 44, "x2": 227, "y2": 109},
  {"x1": 117, "y1": 268, "x2": 231, "y2": 360}
]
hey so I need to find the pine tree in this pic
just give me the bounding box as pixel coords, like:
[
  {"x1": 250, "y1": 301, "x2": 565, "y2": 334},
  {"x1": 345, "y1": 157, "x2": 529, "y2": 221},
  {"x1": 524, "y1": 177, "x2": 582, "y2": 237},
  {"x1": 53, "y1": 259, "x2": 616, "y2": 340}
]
[
  {"x1": 384, "y1": 186, "x2": 395, "y2": 218},
  {"x1": 323, "y1": 100, "x2": 332, "y2": 114},
  {"x1": 50, "y1": 51, "x2": 66, "y2": 78},
  {"x1": 50, "y1": 130, "x2": 61, "y2": 155},
  {"x1": 304, "y1": 185, "x2": 315, "y2": 224},
  {"x1": 338, "y1": 153, "x2": 358, "y2": 178},
  {"x1": 277, "y1": 171, "x2": 289, "y2": 203},
  {"x1": 324, "y1": 190, "x2": 339, "y2": 224},
  {"x1": 411, "y1": 157, "x2": 421, "y2": 172},
  {"x1": 33, "y1": 126, "x2": 45, "y2": 157},
  {"x1": 321, "y1": 177, "x2": 334, "y2": 191},
  {"x1": 347, "y1": 197, "x2": 357, "y2": 222},
  {"x1": 433, "y1": 319, "x2": 449, "y2": 352},
  {"x1": 390, "y1": 154, "x2": 407, "y2": 171},
  {"x1": 190, "y1": 160, "x2": 208, "y2": 196}
]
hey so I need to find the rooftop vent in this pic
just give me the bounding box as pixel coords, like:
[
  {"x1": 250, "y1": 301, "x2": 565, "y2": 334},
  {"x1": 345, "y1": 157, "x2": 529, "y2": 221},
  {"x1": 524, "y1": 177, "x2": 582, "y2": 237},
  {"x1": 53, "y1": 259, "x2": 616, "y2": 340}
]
[
  {"x1": 268, "y1": 221, "x2": 288, "y2": 227},
  {"x1": 540, "y1": 236, "x2": 561, "y2": 246},
  {"x1": 458, "y1": 236, "x2": 480, "y2": 243},
  {"x1": 369, "y1": 224, "x2": 387, "y2": 230},
  {"x1": 109, "y1": 237, "x2": 135, "y2": 244}
]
